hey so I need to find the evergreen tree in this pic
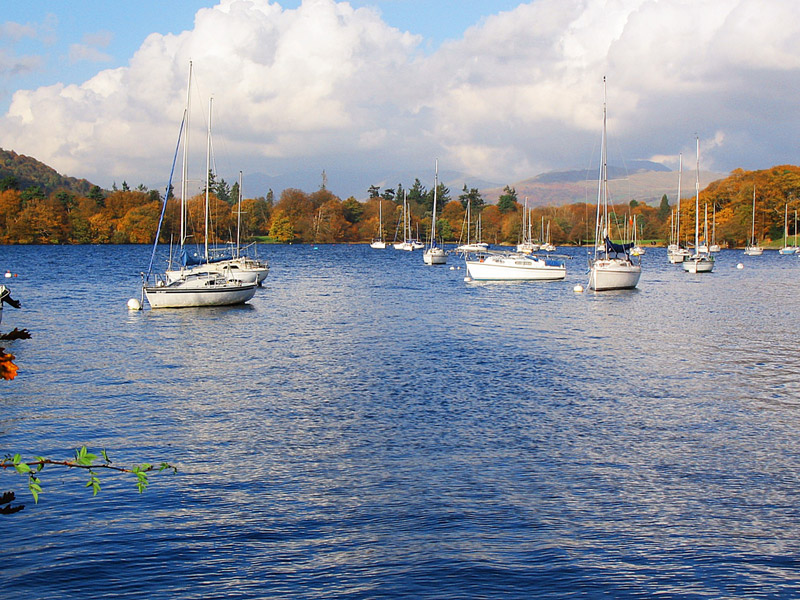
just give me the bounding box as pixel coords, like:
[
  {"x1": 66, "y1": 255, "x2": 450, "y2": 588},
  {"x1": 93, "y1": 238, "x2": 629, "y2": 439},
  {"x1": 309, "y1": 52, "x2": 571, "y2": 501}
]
[
  {"x1": 497, "y1": 185, "x2": 518, "y2": 213},
  {"x1": 658, "y1": 194, "x2": 671, "y2": 220},
  {"x1": 458, "y1": 184, "x2": 485, "y2": 210}
]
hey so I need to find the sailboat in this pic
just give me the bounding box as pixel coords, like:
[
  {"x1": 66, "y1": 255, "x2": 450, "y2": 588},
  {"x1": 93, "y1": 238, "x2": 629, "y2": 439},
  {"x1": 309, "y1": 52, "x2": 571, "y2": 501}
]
[
  {"x1": 456, "y1": 197, "x2": 488, "y2": 253},
  {"x1": 630, "y1": 215, "x2": 645, "y2": 256},
  {"x1": 708, "y1": 203, "x2": 721, "y2": 252},
  {"x1": 668, "y1": 154, "x2": 691, "y2": 263},
  {"x1": 588, "y1": 78, "x2": 641, "y2": 291},
  {"x1": 744, "y1": 186, "x2": 763, "y2": 256},
  {"x1": 541, "y1": 219, "x2": 556, "y2": 252},
  {"x1": 516, "y1": 198, "x2": 538, "y2": 253},
  {"x1": 393, "y1": 190, "x2": 423, "y2": 250},
  {"x1": 423, "y1": 159, "x2": 447, "y2": 265},
  {"x1": 142, "y1": 66, "x2": 257, "y2": 309},
  {"x1": 370, "y1": 198, "x2": 386, "y2": 248},
  {"x1": 683, "y1": 137, "x2": 714, "y2": 273},
  {"x1": 778, "y1": 204, "x2": 797, "y2": 254}
]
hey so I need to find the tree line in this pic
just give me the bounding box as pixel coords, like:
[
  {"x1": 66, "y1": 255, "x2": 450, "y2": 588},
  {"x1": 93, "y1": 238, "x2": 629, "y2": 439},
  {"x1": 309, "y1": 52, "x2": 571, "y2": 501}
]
[{"x1": 1, "y1": 165, "x2": 800, "y2": 247}]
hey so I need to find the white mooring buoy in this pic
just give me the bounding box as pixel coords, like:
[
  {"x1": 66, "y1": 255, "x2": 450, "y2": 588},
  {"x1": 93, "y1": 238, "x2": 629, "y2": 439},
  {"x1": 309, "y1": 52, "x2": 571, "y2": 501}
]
[
  {"x1": 737, "y1": 263, "x2": 744, "y2": 270},
  {"x1": 573, "y1": 284, "x2": 584, "y2": 293},
  {"x1": 127, "y1": 298, "x2": 142, "y2": 311}
]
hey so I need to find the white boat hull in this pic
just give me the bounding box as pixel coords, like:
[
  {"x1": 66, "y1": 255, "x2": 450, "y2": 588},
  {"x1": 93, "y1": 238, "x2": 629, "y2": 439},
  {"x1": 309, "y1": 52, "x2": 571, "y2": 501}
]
[
  {"x1": 370, "y1": 240, "x2": 386, "y2": 249},
  {"x1": 682, "y1": 256, "x2": 714, "y2": 273},
  {"x1": 145, "y1": 273, "x2": 257, "y2": 309},
  {"x1": 744, "y1": 246, "x2": 763, "y2": 256},
  {"x1": 466, "y1": 254, "x2": 566, "y2": 281},
  {"x1": 167, "y1": 257, "x2": 268, "y2": 285},
  {"x1": 779, "y1": 247, "x2": 797, "y2": 255},
  {"x1": 589, "y1": 259, "x2": 641, "y2": 290},
  {"x1": 423, "y1": 247, "x2": 447, "y2": 265}
]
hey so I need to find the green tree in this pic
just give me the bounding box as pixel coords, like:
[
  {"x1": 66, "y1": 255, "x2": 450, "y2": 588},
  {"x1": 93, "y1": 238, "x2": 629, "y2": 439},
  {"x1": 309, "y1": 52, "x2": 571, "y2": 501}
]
[
  {"x1": 497, "y1": 185, "x2": 518, "y2": 213},
  {"x1": 0, "y1": 175, "x2": 20, "y2": 191},
  {"x1": 88, "y1": 185, "x2": 105, "y2": 205},
  {"x1": 458, "y1": 184, "x2": 485, "y2": 210},
  {"x1": 368, "y1": 185, "x2": 380, "y2": 199},
  {"x1": 658, "y1": 194, "x2": 671, "y2": 220},
  {"x1": 342, "y1": 197, "x2": 364, "y2": 223}
]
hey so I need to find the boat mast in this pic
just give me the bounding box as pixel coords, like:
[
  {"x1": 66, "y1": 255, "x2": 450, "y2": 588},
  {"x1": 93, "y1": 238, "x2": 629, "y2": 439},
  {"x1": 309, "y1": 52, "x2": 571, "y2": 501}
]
[
  {"x1": 205, "y1": 97, "x2": 212, "y2": 263},
  {"x1": 751, "y1": 186, "x2": 757, "y2": 246},
  {"x1": 431, "y1": 159, "x2": 438, "y2": 247},
  {"x1": 594, "y1": 77, "x2": 608, "y2": 259},
  {"x1": 676, "y1": 153, "x2": 682, "y2": 248},
  {"x1": 694, "y1": 136, "x2": 700, "y2": 253},
  {"x1": 237, "y1": 170, "x2": 243, "y2": 258},
  {"x1": 181, "y1": 61, "x2": 192, "y2": 249}
]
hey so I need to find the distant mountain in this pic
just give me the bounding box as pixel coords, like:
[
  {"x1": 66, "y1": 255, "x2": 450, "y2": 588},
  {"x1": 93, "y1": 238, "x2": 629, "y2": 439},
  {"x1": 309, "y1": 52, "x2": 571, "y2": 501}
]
[
  {"x1": 483, "y1": 163, "x2": 727, "y2": 206},
  {"x1": 0, "y1": 148, "x2": 96, "y2": 196},
  {"x1": 239, "y1": 168, "x2": 502, "y2": 202}
]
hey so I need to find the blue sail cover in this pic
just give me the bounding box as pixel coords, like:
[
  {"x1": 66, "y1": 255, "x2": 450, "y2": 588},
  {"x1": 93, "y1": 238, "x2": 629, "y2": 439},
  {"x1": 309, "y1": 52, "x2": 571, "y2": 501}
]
[
  {"x1": 605, "y1": 236, "x2": 633, "y2": 254},
  {"x1": 180, "y1": 248, "x2": 233, "y2": 267}
]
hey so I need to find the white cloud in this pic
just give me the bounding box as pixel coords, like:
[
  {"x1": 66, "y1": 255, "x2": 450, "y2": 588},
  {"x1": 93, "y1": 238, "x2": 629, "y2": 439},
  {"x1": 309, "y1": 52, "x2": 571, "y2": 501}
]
[{"x1": 2, "y1": 0, "x2": 800, "y2": 198}]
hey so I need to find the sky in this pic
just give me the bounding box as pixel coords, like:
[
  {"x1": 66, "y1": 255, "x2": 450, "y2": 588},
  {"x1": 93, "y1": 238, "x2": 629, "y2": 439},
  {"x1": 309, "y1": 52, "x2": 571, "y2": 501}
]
[{"x1": 1, "y1": 0, "x2": 799, "y2": 200}]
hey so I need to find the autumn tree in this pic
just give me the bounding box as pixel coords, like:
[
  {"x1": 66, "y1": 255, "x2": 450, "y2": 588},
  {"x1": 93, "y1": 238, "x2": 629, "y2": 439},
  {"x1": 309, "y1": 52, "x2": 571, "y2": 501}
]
[{"x1": 268, "y1": 209, "x2": 295, "y2": 243}]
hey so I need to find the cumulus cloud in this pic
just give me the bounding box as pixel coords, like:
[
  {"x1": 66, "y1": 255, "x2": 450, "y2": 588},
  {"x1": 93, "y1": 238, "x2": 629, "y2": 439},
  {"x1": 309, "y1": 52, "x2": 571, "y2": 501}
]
[{"x1": 2, "y1": 0, "x2": 799, "y2": 197}]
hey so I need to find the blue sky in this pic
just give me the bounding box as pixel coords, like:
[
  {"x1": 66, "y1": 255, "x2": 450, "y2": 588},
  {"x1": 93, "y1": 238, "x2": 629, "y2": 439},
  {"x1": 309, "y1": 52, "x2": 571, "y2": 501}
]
[
  {"x1": 2, "y1": 1, "x2": 799, "y2": 199},
  {"x1": 1, "y1": 0, "x2": 523, "y2": 112}
]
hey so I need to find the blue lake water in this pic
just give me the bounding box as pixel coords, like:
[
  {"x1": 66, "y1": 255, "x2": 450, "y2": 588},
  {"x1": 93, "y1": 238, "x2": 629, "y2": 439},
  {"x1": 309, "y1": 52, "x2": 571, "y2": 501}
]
[{"x1": 1, "y1": 243, "x2": 800, "y2": 599}]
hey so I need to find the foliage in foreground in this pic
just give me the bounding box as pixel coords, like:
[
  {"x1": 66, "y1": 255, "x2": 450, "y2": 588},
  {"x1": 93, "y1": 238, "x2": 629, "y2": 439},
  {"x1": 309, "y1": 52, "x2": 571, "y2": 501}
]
[{"x1": 1, "y1": 446, "x2": 177, "y2": 514}]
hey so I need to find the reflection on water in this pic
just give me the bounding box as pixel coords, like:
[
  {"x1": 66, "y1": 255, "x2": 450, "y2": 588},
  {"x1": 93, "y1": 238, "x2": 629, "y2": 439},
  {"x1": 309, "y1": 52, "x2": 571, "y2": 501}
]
[{"x1": 1, "y1": 244, "x2": 800, "y2": 599}]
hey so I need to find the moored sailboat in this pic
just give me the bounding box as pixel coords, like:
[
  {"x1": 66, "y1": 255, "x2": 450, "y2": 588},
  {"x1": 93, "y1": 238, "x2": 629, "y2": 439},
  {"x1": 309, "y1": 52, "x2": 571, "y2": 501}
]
[
  {"x1": 683, "y1": 137, "x2": 714, "y2": 273},
  {"x1": 370, "y1": 198, "x2": 387, "y2": 249},
  {"x1": 142, "y1": 66, "x2": 256, "y2": 309},
  {"x1": 778, "y1": 204, "x2": 797, "y2": 254},
  {"x1": 588, "y1": 78, "x2": 641, "y2": 291},
  {"x1": 744, "y1": 186, "x2": 763, "y2": 256},
  {"x1": 423, "y1": 159, "x2": 447, "y2": 265}
]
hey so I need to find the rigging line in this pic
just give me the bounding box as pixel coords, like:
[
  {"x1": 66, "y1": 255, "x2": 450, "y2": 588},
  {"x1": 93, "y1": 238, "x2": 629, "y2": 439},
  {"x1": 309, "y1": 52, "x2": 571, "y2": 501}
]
[{"x1": 146, "y1": 109, "x2": 186, "y2": 280}]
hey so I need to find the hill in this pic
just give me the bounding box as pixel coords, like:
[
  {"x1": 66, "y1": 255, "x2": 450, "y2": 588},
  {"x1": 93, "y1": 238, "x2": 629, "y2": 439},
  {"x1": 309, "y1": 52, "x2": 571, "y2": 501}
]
[
  {"x1": 0, "y1": 148, "x2": 96, "y2": 197},
  {"x1": 483, "y1": 164, "x2": 728, "y2": 207}
]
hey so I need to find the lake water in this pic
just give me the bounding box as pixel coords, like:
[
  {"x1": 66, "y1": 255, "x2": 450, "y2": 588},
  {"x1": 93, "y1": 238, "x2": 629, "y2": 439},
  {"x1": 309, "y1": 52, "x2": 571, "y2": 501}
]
[{"x1": 1, "y1": 244, "x2": 800, "y2": 599}]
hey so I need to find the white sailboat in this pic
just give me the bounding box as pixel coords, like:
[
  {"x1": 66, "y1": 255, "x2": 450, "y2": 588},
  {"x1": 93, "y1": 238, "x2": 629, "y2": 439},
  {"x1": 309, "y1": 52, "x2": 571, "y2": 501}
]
[
  {"x1": 516, "y1": 198, "x2": 538, "y2": 254},
  {"x1": 668, "y1": 154, "x2": 691, "y2": 264},
  {"x1": 180, "y1": 170, "x2": 269, "y2": 285},
  {"x1": 630, "y1": 215, "x2": 645, "y2": 256},
  {"x1": 456, "y1": 197, "x2": 488, "y2": 253},
  {"x1": 683, "y1": 137, "x2": 714, "y2": 273},
  {"x1": 393, "y1": 190, "x2": 422, "y2": 250},
  {"x1": 744, "y1": 186, "x2": 763, "y2": 256},
  {"x1": 370, "y1": 198, "x2": 386, "y2": 249},
  {"x1": 465, "y1": 250, "x2": 566, "y2": 281},
  {"x1": 541, "y1": 219, "x2": 556, "y2": 252},
  {"x1": 588, "y1": 78, "x2": 641, "y2": 291},
  {"x1": 778, "y1": 204, "x2": 797, "y2": 254},
  {"x1": 143, "y1": 66, "x2": 256, "y2": 309},
  {"x1": 423, "y1": 159, "x2": 447, "y2": 265},
  {"x1": 709, "y1": 203, "x2": 721, "y2": 252}
]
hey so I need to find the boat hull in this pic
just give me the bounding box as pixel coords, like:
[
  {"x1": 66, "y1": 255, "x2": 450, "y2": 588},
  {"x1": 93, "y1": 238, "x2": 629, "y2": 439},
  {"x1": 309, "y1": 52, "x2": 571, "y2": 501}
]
[
  {"x1": 744, "y1": 246, "x2": 763, "y2": 256},
  {"x1": 466, "y1": 255, "x2": 566, "y2": 281},
  {"x1": 682, "y1": 256, "x2": 714, "y2": 273},
  {"x1": 588, "y1": 259, "x2": 641, "y2": 290},
  {"x1": 423, "y1": 248, "x2": 447, "y2": 265},
  {"x1": 167, "y1": 258, "x2": 268, "y2": 285},
  {"x1": 144, "y1": 275, "x2": 257, "y2": 309},
  {"x1": 370, "y1": 241, "x2": 386, "y2": 249}
]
